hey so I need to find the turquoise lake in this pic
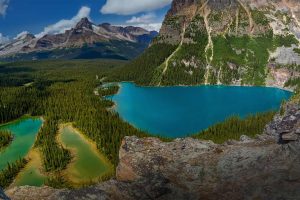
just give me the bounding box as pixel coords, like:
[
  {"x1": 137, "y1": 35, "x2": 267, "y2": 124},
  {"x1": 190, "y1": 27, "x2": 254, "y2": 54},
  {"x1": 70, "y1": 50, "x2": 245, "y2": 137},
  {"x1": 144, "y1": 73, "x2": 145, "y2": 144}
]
[
  {"x1": 107, "y1": 82, "x2": 293, "y2": 138},
  {"x1": 0, "y1": 118, "x2": 43, "y2": 170}
]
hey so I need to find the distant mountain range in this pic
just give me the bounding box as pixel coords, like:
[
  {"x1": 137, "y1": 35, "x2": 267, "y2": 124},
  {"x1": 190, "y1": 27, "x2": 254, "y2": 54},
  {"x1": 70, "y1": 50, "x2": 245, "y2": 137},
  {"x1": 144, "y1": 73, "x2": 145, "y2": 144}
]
[{"x1": 0, "y1": 18, "x2": 158, "y2": 61}]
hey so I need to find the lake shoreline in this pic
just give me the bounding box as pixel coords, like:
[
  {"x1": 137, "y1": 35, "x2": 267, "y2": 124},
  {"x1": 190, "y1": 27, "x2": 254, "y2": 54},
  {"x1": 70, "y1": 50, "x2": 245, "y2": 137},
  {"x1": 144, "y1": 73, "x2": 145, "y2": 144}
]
[
  {"x1": 0, "y1": 117, "x2": 43, "y2": 171},
  {"x1": 57, "y1": 124, "x2": 114, "y2": 187},
  {"x1": 0, "y1": 115, "x2": 41, "y2": 128},
  {"x1": 9, "y1": 148, "x2": 46, "y2": 188},
  {"x1": 102, "y1": 80, "x2": 295, "y2": 93},
  {"x1": 102, "y1": 82, "x2": 292, "y2": 138}
]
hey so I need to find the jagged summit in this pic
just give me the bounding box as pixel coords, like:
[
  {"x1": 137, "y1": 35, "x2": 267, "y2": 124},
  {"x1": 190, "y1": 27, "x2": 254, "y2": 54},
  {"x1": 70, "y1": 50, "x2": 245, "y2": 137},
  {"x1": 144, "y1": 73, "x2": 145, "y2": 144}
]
[{"x1": 75, "y1": 17, "x2": 93, "y2": 30}]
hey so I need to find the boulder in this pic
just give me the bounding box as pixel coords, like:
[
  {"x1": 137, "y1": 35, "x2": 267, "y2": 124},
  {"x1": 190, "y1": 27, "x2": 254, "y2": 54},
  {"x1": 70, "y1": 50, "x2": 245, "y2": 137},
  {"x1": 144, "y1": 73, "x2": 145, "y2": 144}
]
[
  {"x1": 239, "y1": 135, "x2": 252, "y2": 142},
  {"x1": 282, "y1": 132, "x2": 298, "y2": 141}
]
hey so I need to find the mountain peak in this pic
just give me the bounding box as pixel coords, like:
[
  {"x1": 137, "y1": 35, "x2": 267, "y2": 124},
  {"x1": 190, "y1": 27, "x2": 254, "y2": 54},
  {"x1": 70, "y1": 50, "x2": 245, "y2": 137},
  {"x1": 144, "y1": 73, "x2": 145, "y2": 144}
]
[
  {"x1": 15, "y1": 32, "x2": 35, "y2": 41},
  {"x1": 75, "y1": 17, "x2": 93, "y2": 30},
  {"x1": 0, "y1": 20, "x2": 158, "y2": 61}
]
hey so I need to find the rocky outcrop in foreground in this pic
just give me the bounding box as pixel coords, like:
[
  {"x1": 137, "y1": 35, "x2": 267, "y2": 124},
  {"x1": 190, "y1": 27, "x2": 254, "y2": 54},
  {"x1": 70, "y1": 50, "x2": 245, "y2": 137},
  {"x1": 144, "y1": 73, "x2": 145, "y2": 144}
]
[{"x1": 5, "y1": 104, "x2": 300, "y2": 200}]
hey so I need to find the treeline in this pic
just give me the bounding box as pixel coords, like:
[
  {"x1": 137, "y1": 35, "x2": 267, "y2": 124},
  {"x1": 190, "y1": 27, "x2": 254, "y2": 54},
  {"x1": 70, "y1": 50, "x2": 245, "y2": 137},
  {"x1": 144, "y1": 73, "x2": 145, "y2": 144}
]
[
  {"x1": 0, "y1": 130, "x2": 13, "y2": 149},
  {"x1": 0, "y1": 65, "x2": 34, "y2": 87},
  {"x1": 35, "y1": 120, "x2": 71, "y2": 171},
  {"x1": 0, "y1": 59, "x2": 149, "y2": 183},
  {"x1": 45, "y1": 174, "x2": 71, "y2": 189},
  {"x1": 98, "y1": 85, "x2": 120, "y2": 107},
  {"x1": 0, "y1": 87, "x2": 37, "y2": 124},
  {"x1": 107, "y1": 43, "x2": 177, "y2": 85},
  {"x1": 99, "y1": 85, "x2": 119, "y2": 97},
  {"x1": 0, "y1": 158, "x2": 27, "y2": 188},
  {"x1": 193, "y1": 111, "x2": 275, "y2": 144},
  {"x1": 285, "y1": 77, "x2": 300, "y2": 90}
]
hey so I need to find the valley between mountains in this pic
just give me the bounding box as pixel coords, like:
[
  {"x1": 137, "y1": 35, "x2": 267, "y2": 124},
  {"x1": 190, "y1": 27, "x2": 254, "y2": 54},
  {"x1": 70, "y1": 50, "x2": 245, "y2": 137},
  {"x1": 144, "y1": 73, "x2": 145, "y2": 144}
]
[{"x1": 2, "y1": 0, "x2": 300, "y2": 200}]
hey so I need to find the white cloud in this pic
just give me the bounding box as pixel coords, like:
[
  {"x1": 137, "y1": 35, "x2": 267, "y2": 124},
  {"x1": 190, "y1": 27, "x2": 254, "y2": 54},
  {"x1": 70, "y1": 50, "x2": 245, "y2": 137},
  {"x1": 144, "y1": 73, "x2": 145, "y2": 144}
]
[
  {"x1": 126, "y1": 13, "x2": 156, "y2": 24},
  {"x1": 36, "y1": 6, "x2": 91, "y2": 38},
  {"x1": 0, "y1": 33, "x2": 9, "y2": 44},
  {"x1": 120, "y1": 23, "x2": 162, "y2": 32},
  {"x1": 101, "y1": 0, "x2": 172, "y2": 15},
  {"x1": 125, "y1": 13, "x2": 161, "y2": 32},
  {"x1": 0, "y1": 0, "x2": 9, "y2": 16},
  {"x1": 132, "y1": 23, "x2": 162, "y2": 32}
]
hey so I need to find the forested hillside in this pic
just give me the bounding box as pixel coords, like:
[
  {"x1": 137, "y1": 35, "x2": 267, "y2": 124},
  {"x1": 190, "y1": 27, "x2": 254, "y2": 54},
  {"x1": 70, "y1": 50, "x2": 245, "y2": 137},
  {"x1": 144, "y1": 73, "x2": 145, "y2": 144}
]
[
  {"x1": 109, "y1": 0, "x2": 300, "y2": 88},
  {"x1": 0, "y1": 58, "x2": 292, "y2": 188},
  {"x1": 0, "y1": 60, "x2": 148, "y2": 187}
]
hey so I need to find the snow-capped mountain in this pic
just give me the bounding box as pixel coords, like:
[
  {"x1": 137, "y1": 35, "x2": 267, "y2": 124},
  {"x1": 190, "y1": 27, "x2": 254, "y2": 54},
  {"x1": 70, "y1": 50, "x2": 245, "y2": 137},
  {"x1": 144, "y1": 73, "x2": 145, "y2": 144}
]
[{"x1": 0, "y1": 18, "x2": 158, "y2": 61}]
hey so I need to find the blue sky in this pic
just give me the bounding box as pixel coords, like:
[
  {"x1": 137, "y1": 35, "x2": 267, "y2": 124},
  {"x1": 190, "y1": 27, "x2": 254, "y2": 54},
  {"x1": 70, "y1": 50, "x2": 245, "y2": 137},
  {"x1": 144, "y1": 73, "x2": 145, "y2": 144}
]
[{"x1": 0, "y1": 0, "x2": 171, "y2": 41}]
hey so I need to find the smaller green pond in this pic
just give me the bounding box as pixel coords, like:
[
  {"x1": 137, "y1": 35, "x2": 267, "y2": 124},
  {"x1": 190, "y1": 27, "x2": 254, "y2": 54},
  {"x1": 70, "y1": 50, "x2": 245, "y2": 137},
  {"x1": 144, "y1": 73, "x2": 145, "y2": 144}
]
[
  {"x1": 14, "y1": 164, "x2": 46, "y2": 187},
  {"x1": 0, "y1": 117, "x2": 43, "y2": 171},
  {"x1": 12, "y1": 148, "x2": 47, "y2": 187},
  {"x1": 60, "y1": 126, "x2": 111, "y2": 184}
]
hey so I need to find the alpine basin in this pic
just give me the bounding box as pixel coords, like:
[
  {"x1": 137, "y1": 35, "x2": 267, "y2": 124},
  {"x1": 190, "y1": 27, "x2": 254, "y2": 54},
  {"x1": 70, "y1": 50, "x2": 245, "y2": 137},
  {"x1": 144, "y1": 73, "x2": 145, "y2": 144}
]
[{"x1": 107, "y1": 82, "x2": 292, "y2": 138}]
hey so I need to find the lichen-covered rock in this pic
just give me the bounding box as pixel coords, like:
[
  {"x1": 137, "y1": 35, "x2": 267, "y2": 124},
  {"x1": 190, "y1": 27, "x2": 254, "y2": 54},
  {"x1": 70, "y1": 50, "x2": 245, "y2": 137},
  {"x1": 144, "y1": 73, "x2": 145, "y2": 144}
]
[
  {"x1": 282, "y1": 132, "x2": 298, "y2": 141},
  {"x1": 5, "y1": 186, "x2": 62, "y2": 200}
]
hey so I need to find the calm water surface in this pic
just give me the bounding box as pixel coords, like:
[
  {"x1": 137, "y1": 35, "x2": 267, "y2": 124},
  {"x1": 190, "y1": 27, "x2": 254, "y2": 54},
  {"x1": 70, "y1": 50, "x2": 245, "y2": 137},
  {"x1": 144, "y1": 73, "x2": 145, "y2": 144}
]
[
  {"x1": 107, "y1": 82, "x2": 292, "y2": 138},
  {"x1": 0, "y1": 118, "x2": 42, "y2": 170},
  {"x1": 14, "y1": 163, "x2": 46, "y2": 187},
  {"x1": 60, "y1": 126, "x2": 111, "y2": 184}
]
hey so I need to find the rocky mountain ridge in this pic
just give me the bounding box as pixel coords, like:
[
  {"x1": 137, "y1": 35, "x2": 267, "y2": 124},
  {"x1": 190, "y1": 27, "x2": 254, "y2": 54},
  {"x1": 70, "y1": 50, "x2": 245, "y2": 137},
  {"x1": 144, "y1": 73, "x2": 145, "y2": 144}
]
[
  {"x1": 4, "y1": 101, "x2": 300, "y2": 200},
  {"x1": 0, "y1": 18, "x2": 158, "y2": 61},
  {"x1": 133, "y1": 0, "x2": 300, "y2": 89}
]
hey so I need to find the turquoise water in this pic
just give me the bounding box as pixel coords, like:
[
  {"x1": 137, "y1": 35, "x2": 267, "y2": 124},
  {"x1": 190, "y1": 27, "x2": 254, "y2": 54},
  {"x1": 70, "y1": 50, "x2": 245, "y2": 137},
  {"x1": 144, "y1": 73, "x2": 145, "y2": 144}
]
[
  {"x1": 0, "y1": 118, "x2": 43, "y2": 170},
  {"x1": 107, "y1": 82, "x2": 292, "y2": 138}
]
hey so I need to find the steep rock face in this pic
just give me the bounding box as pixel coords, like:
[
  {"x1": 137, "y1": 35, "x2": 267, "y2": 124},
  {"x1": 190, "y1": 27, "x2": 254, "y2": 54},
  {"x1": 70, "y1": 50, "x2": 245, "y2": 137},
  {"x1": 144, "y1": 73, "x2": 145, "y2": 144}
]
[
  {"x1": 6, "y1": 103, "x2": 300, "y2": 200},
  {"x1": 158, "y1": 0, "x2": 300, "y2": 42},
  {"x1": 159, "y1": 0, "x2": 198, "y2": 44},
  {"x1": 35, "y1": 34, "x2": 67, "y2": 49},
  {"x1": 149, "y1": 0, "x2": 300, "y2": 87},
  {"x1": 116, "y1": 123, "x2": 300, "y2": 199}
]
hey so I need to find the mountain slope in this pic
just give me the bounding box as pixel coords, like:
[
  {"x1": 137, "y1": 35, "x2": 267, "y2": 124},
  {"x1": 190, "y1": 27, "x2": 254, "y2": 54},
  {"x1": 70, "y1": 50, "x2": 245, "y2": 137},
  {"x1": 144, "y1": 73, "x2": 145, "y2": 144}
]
[
  {"x1": 117, "y1": 0, "x2": 300, "y2": 89},
  {"x1": 0, "y1": 18, "x2": 158, "y2": 61}
]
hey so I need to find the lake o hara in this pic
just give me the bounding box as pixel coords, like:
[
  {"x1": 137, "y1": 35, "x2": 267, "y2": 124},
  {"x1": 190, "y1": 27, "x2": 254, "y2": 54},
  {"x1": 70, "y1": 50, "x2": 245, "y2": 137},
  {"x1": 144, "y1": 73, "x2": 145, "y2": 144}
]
[{"x1": 106, "y1": 82, "x2": 292, "y2": 138}]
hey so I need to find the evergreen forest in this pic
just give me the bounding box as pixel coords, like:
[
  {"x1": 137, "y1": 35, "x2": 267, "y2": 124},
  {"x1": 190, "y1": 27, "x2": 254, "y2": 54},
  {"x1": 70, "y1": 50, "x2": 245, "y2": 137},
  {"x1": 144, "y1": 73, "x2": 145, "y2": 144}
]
[{"x1": 0, "y1": 58, "x2": 291, "y2": 188}]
